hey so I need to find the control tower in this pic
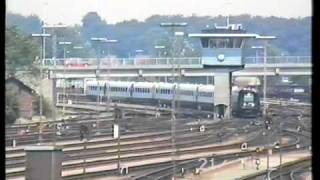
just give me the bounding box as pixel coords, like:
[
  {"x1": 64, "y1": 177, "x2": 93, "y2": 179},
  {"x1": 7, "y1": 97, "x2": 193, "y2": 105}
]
[{"x1": 189, "y1": 22, "x2": 265, "y2": 118}]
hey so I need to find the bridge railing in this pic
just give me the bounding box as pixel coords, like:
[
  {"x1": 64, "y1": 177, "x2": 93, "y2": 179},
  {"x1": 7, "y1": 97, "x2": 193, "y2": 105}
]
[
  {"x1": 243, "y1": 56, "x2": 311, "y2": 64},
  {"x1": 43, "y1": 57, "x2": 202, "y2": 68},
  {"x1": 43, "y1": 56, "x2": 311, "y2": 68}
]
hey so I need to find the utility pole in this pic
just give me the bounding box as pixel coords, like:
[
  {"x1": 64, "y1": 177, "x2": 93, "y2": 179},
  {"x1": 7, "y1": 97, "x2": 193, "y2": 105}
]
[
  {"x1": 91, "y1": 37, "x2": 118, "y2": 134},
  {"x1": 279, "y1": 122, "x2": 283, "y2": 180},
  {"x1": 31, "y1": 23, "x2": 51, "y2": 145},
  {"x1": 160, "y1": 22, "x2": 187, "y2": 179},
  {"x1": 58, "y1": 41, "x2": 72, "y2": 120},
  {"x1": 155, "y1": 45, "x2": 165, "y2": 58},
  {"x1": 105, "y1": 39, "x2": 118, "y2": 111},
  {"x1": 256, "y1": 36, "x2": 276, "y2": 116}
]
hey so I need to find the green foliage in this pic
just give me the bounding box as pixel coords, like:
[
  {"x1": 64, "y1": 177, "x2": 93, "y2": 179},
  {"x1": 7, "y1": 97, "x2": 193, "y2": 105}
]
[
  {"x1": 5, "y1": 88, "x2": 19, "y2": 124},
  {"x1": 82, "y1": 12, "x2": 108, "y2": 39},
  {"x1": 6, "y1": 12, "x2": 42, "y2": 34},
  {"x1": 5, "y1": 26, "x2": 40, "y2": 75},
  {"x1": 46, "y1": 26, "x2": 96, "y2": 58},
  {"x1": 6, "y1": 12, "x2": 311, "y2": 57}
]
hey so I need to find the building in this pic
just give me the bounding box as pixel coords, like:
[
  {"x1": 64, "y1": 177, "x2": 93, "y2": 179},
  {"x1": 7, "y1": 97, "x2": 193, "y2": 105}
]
[{"x1": 5, "y1": 77, "x2": 37, "y2": 119}]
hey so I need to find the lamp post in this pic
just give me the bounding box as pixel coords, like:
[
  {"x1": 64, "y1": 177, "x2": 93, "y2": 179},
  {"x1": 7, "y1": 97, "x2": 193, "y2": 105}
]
[
  {"x1": 135, "y1": 49, "x2": 144, "y2": 55},
  {"x1": 160, "y1": 22, "x2": 187, "y2": 179},
  {"x1": 31, "y1": 24, "x2": 51, "y2": 145},
  {"x1": 154, "y1": 45, "x2": 166, "y2": 81},
  {"x1": 154, "y1": 45, "x2": 165, "y2": 57},
  {"x1": 58, "y1": 41, "x2": 72, "y2": 119},
  {"x1": 91, "y1": 38, "x2": 118, "y2": 134},
  {"x1": 43, "y1": 24, "x2": 68, "y2": 63},
  {"x1": 91, "y1": 37, "x2": 107, "y2": 135},
  {"x1": 104, "y1": 39, "x2": 118, "y2": 111},
  {"x1": 279, "y1": 122, "x2": 285, "y2": 180},
  {"x1": 256, "y1": 36, "x2": 276, "y2": 117}
]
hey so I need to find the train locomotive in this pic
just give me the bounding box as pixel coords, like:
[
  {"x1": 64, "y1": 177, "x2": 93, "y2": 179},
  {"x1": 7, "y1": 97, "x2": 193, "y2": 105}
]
[
  {"x1": 84, "y1": 79, "x2": 261, "y2": 118},
  {"x1": 231, "y1": 88, "x2": 261, "y2": 117}
]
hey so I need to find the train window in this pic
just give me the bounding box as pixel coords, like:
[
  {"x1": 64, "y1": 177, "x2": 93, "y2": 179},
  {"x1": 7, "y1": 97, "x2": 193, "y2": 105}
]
[
  {"x1": 200, "y1": 92, "x2": 212, "y2": 97},
  {"x1": 243, "y1": 93, "x2": 254, "y2": 103},
  {"x1": 201, "y1": 38, "x2": 209, "y2": 48},
  {"x1": 181, "y1": 90, "x2": 193, "y2": 96}
]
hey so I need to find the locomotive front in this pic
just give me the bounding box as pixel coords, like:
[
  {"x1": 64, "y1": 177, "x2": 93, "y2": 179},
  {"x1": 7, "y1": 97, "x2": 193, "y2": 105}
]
[{"x1": 237, "y1": 89, "x2": 261, "y2": 117}]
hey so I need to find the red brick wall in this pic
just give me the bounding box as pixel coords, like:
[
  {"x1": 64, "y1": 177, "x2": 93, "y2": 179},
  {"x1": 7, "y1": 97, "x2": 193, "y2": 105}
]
[
  {"x1": 18, "y1": 90, "x2": 34, "y2": 119},
  {"x1": 6, "y1": 81, "x2": 35, "y2": 119}
]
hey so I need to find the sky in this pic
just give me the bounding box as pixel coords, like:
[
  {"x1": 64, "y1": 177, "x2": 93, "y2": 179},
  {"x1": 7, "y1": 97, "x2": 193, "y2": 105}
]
[{"x1": 7, "y1": 0, "x2": 312, "y2": 25}]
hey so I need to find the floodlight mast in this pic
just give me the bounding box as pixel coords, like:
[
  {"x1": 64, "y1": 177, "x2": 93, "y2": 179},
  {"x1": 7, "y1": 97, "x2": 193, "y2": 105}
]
[
  {"x1": 160, "y1": 22, "x2": 187, "y2": 179},
  {"x1": 90, "y1": 37, "x2": 118, "y2": 134},
  {"x1": 155, "y1": 46, "x2": 166, "y2": 57},
  {"x1": 256, "y1": 36, "x2": 276, "y2": 117},
  {"x1": 31, "y1": 23, "x2": 51, "y2": 145},
  {"x1": 58, "y1": 41, "x2": 72, "y2": 120}
]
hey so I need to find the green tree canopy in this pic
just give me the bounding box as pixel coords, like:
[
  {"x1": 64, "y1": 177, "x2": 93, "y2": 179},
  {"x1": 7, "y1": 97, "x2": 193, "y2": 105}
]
[{"x1": 5, "y1": 26, "x2": 40, "y2": 75}]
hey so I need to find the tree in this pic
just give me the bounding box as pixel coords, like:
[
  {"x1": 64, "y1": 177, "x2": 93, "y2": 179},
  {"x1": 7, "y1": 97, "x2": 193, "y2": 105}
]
[
  {"x1": 6, "y1": 12, "x2": 42, "y2": 35},
  {"x1": 5, "y1": 26, "x2": 40, "y2": 75},
  {"x1": 6, "y1": 12, "x2": 311, "y2": 57},
  {"x1": 82, "y1": 12, "x2": 107, "y2": 39}
]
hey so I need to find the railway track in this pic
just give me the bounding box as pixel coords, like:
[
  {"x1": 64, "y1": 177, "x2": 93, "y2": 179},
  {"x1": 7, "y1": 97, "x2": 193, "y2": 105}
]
[
  {"x1": 5, "y1": 99, "x2": 311, "y2": 180},
  {"x1": 6, "y1": 120, "x2": 232, "y2": 154},
  {"x1": 7, "y1": 123, "x2": 303, "y2": 180},
  {"x1": 6, "y1": 125, "x2": 240, "y2": 170},
  {"x1": 6, "y1": 125, "x2": 261, "y2": 179},
  {"x1": 267, "y1": 157, "x2": 311, "y2": 180}
]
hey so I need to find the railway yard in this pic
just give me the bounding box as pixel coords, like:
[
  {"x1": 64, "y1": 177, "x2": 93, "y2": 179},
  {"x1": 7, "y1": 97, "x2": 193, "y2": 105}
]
[{"x1": 5, "y1": 100, "x2": 311, "y2": 180}]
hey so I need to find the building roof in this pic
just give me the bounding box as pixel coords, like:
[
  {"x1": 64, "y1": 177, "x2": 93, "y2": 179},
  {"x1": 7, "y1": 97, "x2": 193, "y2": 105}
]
[{"x1": 5, "y1": 76, "x2": 37, "y2": 95}]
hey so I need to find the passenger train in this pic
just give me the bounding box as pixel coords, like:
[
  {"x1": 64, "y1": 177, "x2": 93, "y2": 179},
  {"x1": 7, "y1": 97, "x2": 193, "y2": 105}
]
[{"x1": 84, "y1": 80, "x2": 261, "y2": 118}]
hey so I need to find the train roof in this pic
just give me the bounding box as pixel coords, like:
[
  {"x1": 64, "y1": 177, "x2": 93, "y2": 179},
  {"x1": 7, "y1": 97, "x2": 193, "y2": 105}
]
[
  {"x1": 133, "y1": 82, "x2": 154, "y2": 88},
  {"x1": 86, "y1": 80, "x2": 133, "y2": 87},
  {"x1": 177, "y1": 84, "x2": 198, "y2": 91},
  {"x1": 239, "y1": 88, "x2": 257, "y2": 93},
  {"x1": 155, "y1": 82, "x2": 174, "y2": 89}
]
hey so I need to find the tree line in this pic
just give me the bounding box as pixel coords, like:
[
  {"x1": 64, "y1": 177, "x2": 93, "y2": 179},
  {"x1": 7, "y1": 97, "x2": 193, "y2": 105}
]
[{"x1": 6, "y1": 12, "x2": 311, "y2": 60}]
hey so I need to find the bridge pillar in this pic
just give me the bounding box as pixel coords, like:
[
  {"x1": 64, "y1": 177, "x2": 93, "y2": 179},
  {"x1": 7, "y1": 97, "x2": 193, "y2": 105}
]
[{"x1": 214, "y1": 72, "x2": 232, "y2": 118}]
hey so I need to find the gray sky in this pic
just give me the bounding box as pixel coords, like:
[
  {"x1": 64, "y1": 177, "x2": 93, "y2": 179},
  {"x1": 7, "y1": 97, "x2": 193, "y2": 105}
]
[{"x1": 7, "y1": 0, "x2": 312, "y2": 25}]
